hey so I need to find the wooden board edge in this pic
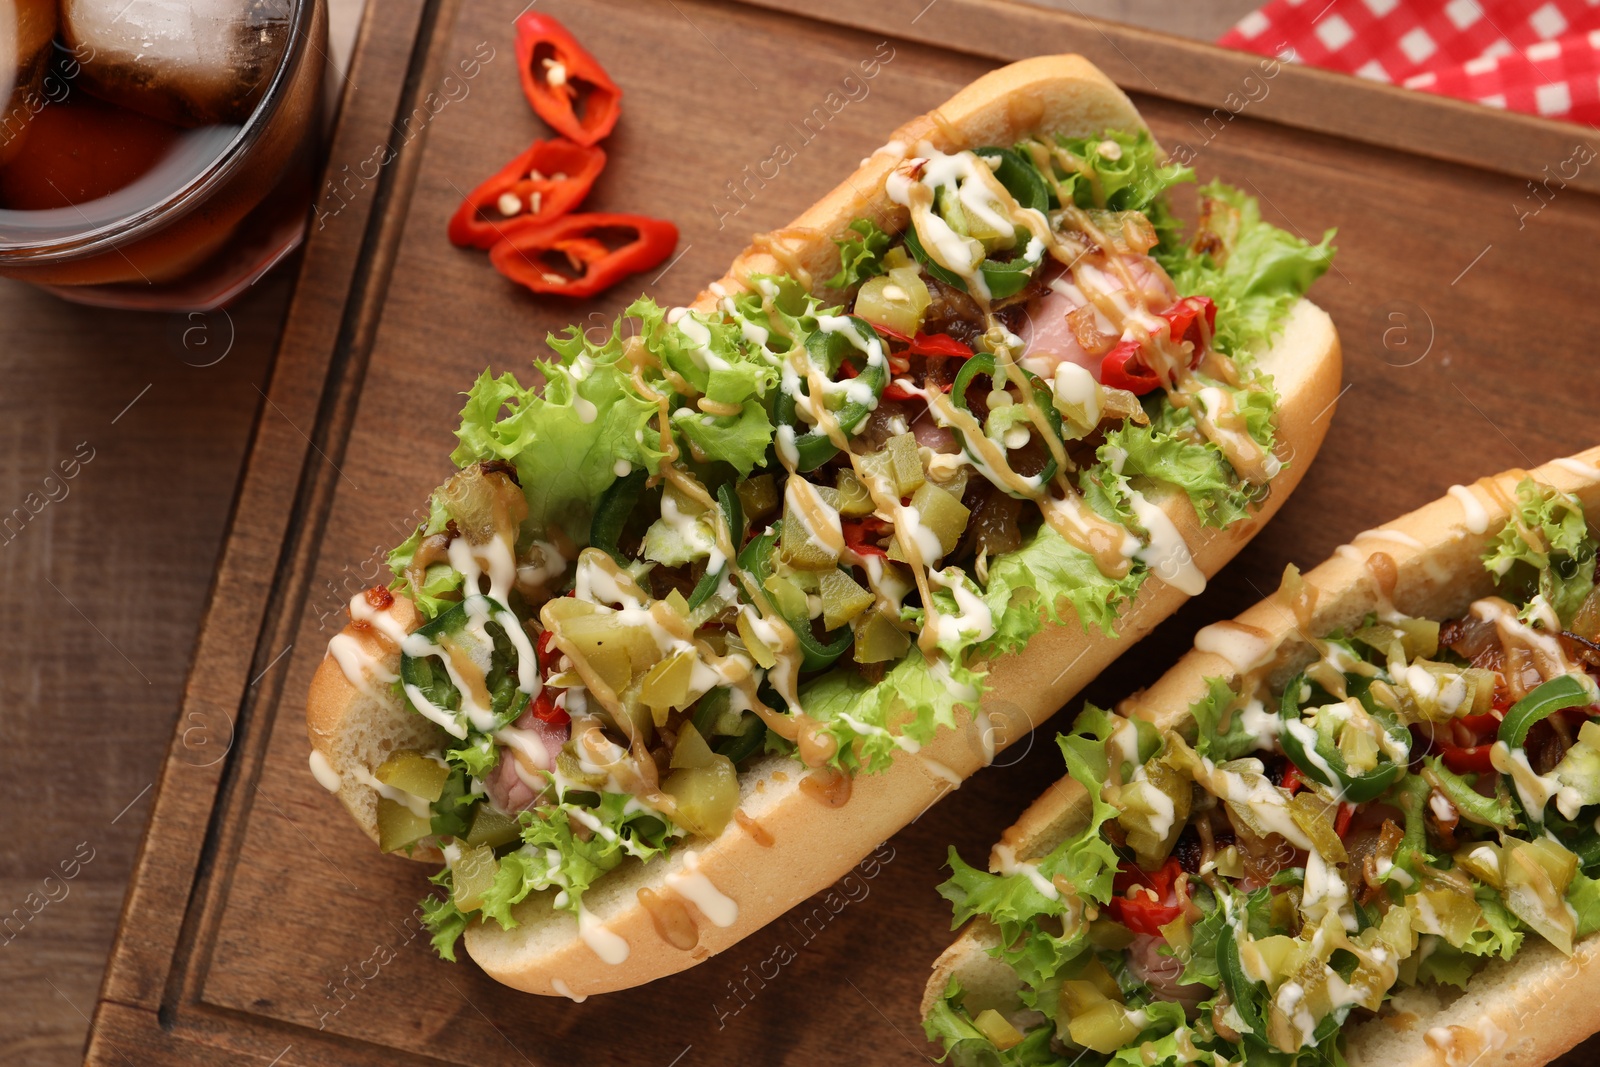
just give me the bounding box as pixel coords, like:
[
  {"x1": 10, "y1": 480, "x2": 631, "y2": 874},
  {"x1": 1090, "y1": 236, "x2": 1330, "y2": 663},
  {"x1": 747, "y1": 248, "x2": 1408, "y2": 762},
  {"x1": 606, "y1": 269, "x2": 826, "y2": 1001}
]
[{"x1": 729, "y1": 0, "x2": 1600, "y2": 197}]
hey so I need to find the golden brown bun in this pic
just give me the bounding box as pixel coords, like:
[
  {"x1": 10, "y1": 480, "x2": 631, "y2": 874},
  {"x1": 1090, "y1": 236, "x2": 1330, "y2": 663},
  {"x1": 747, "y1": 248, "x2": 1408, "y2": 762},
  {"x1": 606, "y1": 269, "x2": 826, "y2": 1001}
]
[
  {"x1": 307, "y1": 54, "x2": 1342, "y2": 996},
  {"x1": 924, "y1": 445, "x2": 1600, "y2": 1065}
]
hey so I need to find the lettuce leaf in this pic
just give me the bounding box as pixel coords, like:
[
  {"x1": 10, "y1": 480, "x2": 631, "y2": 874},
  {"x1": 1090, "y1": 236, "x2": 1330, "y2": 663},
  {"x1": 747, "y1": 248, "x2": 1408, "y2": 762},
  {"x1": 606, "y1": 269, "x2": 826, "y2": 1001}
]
[
  {"x1": 1157, "y1": 180, "x2": 1335, "y2": 358},
  {"x1": 796, "y1": 646, "x2": 982, "y2": 775},
  {"x1": 1052, "y1": 129, "x2": 1193, "y2": 252},
  {"x1": 1482, "y1": 478, "x2": 1598, "y2": 627},
  {"x1": 937, "y1": 711, "x2": 1124, "y2": 1000},
  {"x1": 420, "y1": 785, "x2": 678, "y2": 960},
  {"x1": 828, "y1": 218, "x2": 893, "y2": 290},
  {"x1": 1187, "y1": 676, "x2": 1268, "y2": 762},
  {"x1": 922, "y1": 979, "x2": 1060, "y2": 1067},
  {"x1": 977, "y1": 518, "x2": 1148, "y2": 661},
  {"x1": 449, "y1": 321, "x2": 666, "y2": 544},
  {"x1": 1104, "y1": 419, "x2": 1266, "y2": 530}
]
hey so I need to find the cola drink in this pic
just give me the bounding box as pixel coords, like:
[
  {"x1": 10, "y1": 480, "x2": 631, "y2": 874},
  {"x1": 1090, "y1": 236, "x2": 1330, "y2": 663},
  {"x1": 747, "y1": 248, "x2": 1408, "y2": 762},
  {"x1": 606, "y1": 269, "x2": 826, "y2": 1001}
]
[{"x1": 0, "y1": 0, "x2": 325, "y2": 309}]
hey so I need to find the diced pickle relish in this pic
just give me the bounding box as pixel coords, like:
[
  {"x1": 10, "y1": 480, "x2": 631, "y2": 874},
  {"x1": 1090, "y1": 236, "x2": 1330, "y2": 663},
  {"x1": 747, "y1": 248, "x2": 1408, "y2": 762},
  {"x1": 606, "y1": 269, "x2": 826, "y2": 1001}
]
[
  {"x1": 928, "y1": 480, "x2": 1600, "y2": 1067},
  {"x1": 341, "y1": 130, "x2": 1333, "y2": 961}
]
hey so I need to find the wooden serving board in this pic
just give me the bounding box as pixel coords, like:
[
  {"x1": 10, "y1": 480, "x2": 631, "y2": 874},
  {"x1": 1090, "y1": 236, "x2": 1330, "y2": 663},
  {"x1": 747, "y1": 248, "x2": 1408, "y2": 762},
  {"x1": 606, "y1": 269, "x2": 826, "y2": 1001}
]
[{"x1": 88, "y1": 0, "x2": 1600, "y2": 1063}]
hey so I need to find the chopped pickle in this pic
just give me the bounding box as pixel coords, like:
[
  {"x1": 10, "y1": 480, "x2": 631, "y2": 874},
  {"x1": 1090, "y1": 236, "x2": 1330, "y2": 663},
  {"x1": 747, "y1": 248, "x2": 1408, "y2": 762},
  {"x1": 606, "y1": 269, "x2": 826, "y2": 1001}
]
[
  {"x1": 854, "y1": 449, "x2": 896, "y2": 496},
  {"x1": 885, "y1": 433, "x2": 925, "y2": 496},
  {"x1": 820, "y1": 569, "x2": 875, "y2": 631},
  {"x1": 781, "y1": 494, "x2": 841, "y2": 570},
  {"x1": 736, "y1": 611, "x2": 778, "y2": 669},
  {"x1": 1355, "y1": 618, "x2": 1440, "y2": 661},
  {"x1": 853, "y1": 266, "x2": 932, "y2": 336},
  {"x1": 972, "y1": 1009, "x2": 1025, "y2": 1051},
  {"x1": 556, "y1": 748, "x2": 608, "y2": 789},
  {"x1": 1086, "y1": 916, "x2": 1136, "y2": 950},
  {"x1": 736, "y1": 473, "x2": 780, "y2": 522},
  {"x1": 662, "y1": 753, "x2": 739, "y2": 837},
  {"x1": 1289, "y1": 792, "x2": 1348, "y2": 865},
  {"x1": 549, "y1": 606, "x2": 661, "y2": 694},
  {"x1": 465, "y1": 804, "x2": 522, "y2": 848},
  {"x1": 1339, "y1": 722, "x2": 1380, "y2": 772},
  {"x1": 853, "y1": 609, "x2": 910, "y2": 663},
  {"x1": 641, "y1": 649, "x2": 695, "y2": 723},
  {"x1": 834, "y1": 469, "x2": 875, "y2": 517},
  {"x1": 1502, "y1": 837, "x2": 1578, "y2": 953},
  {"x1": 1455, "y1": 842, "x2": 1504, "y2": 887},
  {"x1": 1116, "y1": 759, "x2": 1191, "y2": 868},
  {"x1": 883, "y1": 245, "x2": 914, "y2": 270},
  {"x1": 908, "y1": 481, "x2": 971, "y2": 560},
  {"x1": 670, "y1": 724, "x2": 719, "y2": 769},
  {"x1": 376, "y1": 797, "x2": 432, "y2": 853},
  {"x1": 763, "y1": 574, "x2": 810, "y2": 620},
  {"x1": 1067, "y1": 1001, "x2": 1142, "y2": 1054},
  {"x1": 451, "y1": 843, "x2": 499, "y2": 911},
  {"x1": 375, "y1": 749, "x2": 450, "y2": 802},
  {"x1": 665, "y1": 588, "x2": 691, "y2": 618}
]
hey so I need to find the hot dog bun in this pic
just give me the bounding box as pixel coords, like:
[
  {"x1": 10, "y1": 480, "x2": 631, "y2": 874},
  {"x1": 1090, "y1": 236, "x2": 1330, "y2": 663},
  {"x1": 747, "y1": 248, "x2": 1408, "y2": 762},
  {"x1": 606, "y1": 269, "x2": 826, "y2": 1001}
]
[
  {"x1": 307, "y1": 54, "x2": 1342, "y2": 996},
  {"x1": 924, "y1": 446, "x2": 1600, "y2": 1066}
]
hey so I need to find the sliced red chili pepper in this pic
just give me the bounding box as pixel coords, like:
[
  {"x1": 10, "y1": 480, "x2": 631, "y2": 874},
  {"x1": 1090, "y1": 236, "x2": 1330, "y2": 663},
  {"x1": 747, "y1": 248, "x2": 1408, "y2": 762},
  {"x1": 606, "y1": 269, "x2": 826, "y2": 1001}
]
[
  {"x1": 448, "y1": 138, "x2": 606, "y2": 250},
  {"x1": 1100, "y1": 338, "x2": 1161, "y2": 394},
  {"x1": 515, "y1": 13, "x2": 622, "y2": 146},
  {"x1": 843, "y1": 517, "x2": 891, "y2": 558},
  {"x1": 1334, "y1": 802, "x2": 1356, "y2": 838},
  {"x1": 1439, "y1": 742, "x2": 1495, "y2": 775},
  {"x1": 1281, "y1": 763, "x2": 1305, "y2": 794},
  {"x1": 490, "y1": 212, "x2": 678, "y2": 299},
  {"x1": 1107, "y1": 858, "x2": 1186, "y2": 935},
  {"x1": 1099, "y1": 297, "x2": 1216, "y2": 395},
  {"x1": 1160, "y1": 295, "x2": 1216, "y2": 349},
  {"x1": 909, "y1": 331, "x2": 975, "y2": 359},
  {"x1": 529, "y1": 687, "x2": 569, "y2": 726},
  {"x1": 536, "y1": 629, "x2": 560, "y2": 674}
]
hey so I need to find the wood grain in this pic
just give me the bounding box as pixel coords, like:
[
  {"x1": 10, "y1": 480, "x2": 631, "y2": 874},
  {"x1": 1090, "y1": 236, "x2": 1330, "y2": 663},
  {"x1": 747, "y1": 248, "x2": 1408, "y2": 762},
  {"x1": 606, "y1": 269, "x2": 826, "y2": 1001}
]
[{"x1": 25, "y1": 0, "x2": 1597, "y2": 1064}]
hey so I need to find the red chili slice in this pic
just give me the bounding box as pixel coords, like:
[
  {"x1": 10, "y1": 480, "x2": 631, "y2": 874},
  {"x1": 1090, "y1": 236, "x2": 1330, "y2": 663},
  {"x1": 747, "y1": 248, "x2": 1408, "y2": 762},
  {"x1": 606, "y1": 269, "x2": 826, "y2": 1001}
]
[
  {"x1": 909, "y1": 331, "x2": 975, "y2": 359},
  {"x1": 490, "y1": 212, "x2": 678, "y2": 299},
  {"x1": 1106, "y1": 858, "x2": 1186, "y2": 935},
  {"x1": 529, "y1": 687, "x2": 569, "y2": 726},
  {"x1": 448, "y1": 138, "x2": 606, "y2": 250},
  {"x1": 1334, "y1": 802, "x2": 1356, "y2": 838},
  {"x1": 1098, "y1": 296, "x2": 1216, "y2": 395},
  {"x1": 843, "y1": 517, "x2": 891, "y2": 558},
  {"x1": 515, "y1": 13, "x2": 622, "y2": 146},
  {"x1": 1439, "y1": 742, "x2": 1495, "y2": 775}
]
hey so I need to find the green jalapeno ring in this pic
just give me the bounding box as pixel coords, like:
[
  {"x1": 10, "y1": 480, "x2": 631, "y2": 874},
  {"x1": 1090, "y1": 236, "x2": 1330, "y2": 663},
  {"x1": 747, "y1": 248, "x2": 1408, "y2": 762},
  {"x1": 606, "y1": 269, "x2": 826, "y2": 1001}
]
[
  {"x1": 589, "y1": 468, "x2": 649, "y2": 562},
  {"x1": 950, "y1": 352, "x2": 1063, "y2": 495},
  {"x1": 771, "y1": 316, "x2": 888, "y2": 473},
  {"x1": 1277, "y1": 672, "x2": 1408, "y2": 804},
  {"x1": 687, "y1": 484, "x2": 746, "y2": 612},
  {"x1": 737, "y1": 519, "x2": 853, "y2": 673},
  {"x1": 1498, "y1": 674, "x2": 1595, "y2": 751}
]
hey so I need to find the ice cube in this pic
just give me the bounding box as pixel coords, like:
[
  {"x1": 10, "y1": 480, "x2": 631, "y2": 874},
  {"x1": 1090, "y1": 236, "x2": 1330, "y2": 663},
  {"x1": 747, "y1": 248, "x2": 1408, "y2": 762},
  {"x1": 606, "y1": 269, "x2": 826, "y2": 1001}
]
[
  {"x1": 62, "y1": 0, "x2": 291, "y2": 127},
  {"x1": 0, "y1": 0, "x2": 60, "y2": 166}
]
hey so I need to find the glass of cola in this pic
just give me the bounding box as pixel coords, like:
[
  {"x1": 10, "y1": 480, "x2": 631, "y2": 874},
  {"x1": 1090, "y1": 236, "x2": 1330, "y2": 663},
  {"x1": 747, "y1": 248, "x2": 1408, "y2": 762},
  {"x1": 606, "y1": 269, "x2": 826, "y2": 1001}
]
[{"x1": 0, "y1": 0, "x2": 326, "y2": 309}]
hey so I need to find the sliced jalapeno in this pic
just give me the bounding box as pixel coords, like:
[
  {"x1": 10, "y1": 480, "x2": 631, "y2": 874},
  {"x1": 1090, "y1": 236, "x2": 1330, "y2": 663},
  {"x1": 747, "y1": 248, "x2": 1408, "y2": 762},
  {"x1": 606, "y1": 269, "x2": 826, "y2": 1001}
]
[
  {"x1": 772, "y1": 316, "x2": 888, "y2": 473},
  {"x1": 950, "y1": 352, "x2": 1063, "y2": 494},
  {"x1": 1498, "y1": 674, "x2": 1594, "y2": 750},
  {"x1": 687, "y1": 484, "x2": 745, "y2": 612},
  {"x1": 975, "y1": 146, "x2": 1050, "y2": 213},
  {"x1": 714, "y1": 713, "x2": 768, "y2": 763},
  {"x1": 1278, "y1": 672, "x2": 1408, "y2": 803},
  {"x1": 590, "y1": 468, "x2": 648, "y2": 561},
  {"x1": 737, "y1": 519, "x2": 852, "y2": 673},
  {"x1": 399, "y1": 595, "x2": 532, "y2": 731}
]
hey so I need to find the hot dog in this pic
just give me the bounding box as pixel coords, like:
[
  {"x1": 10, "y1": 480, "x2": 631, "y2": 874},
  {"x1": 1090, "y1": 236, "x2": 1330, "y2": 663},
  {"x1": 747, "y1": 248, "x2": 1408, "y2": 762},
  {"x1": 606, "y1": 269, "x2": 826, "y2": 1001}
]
[
  {"x1": 925, "y1": 448, "x2": 1600, "y2": 1066},
  {"x1": 306, "y1": 54, "x2": 1342, "y2": 996}
]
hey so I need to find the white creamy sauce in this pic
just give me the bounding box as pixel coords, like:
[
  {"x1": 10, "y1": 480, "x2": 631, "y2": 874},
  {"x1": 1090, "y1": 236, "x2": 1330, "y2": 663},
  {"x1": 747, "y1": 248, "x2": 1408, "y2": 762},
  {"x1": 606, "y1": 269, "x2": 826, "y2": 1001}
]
[
  {"x1": 1193, "y1": 622, "x2": 1275, "y2": 674},
  {"x1": 1448, "y1": 484, "x2": 1491, "y2": 534},
  {"x1": 992, "y1": 843, "x2": 1059, "y2": 900},
  {"x1": 1552, "y1": 456, "x2": 1600, "y2": 480},
  {"x1": 551, "y1": 978, "x2": 587, "y2": 1002},
  {"x1": 666, "y1": 850, "x2": 738, "y2": 927},
  {"x1": 327, "y1": 633, "x2": 397, "y2": 696},
  {"x1": 1127, "y1": 489, "x2": 1205, "y2": 595},
  {"x1": 308, "y1": 750, "x2": 342, "y2": 793},
  {"x1": 577, "y1": 904, "x2": 630, "y2": 965},
  {"x1": 920, "y1": 757, "x2": 963, "y2": 788}
]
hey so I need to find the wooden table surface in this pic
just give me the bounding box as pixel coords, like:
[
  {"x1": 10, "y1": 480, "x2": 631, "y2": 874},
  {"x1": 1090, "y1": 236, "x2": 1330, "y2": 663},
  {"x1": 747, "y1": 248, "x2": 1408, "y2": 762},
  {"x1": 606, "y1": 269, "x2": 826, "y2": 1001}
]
[{"x1": 7, "y1": 0, "x2": 1580, "y2": 1064}]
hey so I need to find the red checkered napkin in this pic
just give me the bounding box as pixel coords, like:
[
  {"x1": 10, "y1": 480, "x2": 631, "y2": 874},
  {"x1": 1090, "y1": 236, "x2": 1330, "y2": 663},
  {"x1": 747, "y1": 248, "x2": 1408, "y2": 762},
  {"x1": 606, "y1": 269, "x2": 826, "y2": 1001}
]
[{"x1": 1219, "y1": 0, "x2": 1600, "y2": 125}]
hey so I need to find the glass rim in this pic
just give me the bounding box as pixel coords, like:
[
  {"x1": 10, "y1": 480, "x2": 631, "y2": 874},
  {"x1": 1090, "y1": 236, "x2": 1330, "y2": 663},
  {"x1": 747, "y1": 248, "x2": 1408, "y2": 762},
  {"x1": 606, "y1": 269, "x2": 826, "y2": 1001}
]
[{"x1": 0, "y1": 0, "x2": 318, "y2": 262}]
